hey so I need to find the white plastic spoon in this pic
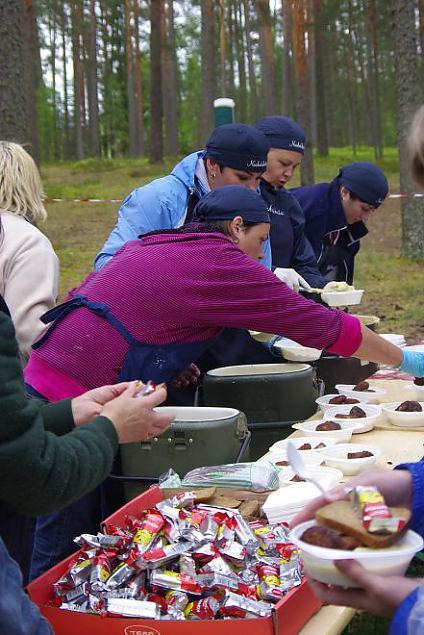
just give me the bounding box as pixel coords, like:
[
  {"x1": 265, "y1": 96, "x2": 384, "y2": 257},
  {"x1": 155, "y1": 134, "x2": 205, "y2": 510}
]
[{"x1": 287, "y1": 441, "x2": 327, "y2": 496}]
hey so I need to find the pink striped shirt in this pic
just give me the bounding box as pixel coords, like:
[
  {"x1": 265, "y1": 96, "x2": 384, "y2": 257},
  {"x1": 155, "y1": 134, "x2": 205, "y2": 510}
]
[{"x1": 25, "y1": 231, "x2": 362, "y2": 400}]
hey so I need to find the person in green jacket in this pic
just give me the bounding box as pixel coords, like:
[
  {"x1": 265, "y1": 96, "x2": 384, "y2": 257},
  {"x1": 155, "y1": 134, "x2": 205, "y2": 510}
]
[{"x1": 0, "y1": 309, "x2": 173, "y2": 635}]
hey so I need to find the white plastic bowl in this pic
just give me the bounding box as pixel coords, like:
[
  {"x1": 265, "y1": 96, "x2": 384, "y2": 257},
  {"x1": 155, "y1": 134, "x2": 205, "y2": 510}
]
[
  {"x1": 290, "y1": 520, "x2": 423, "y2": 587},
  {"x1": 406, "y1": 383, "x2": 424, "y2": 398},
  {"x1": 321, "y1": 289, "x2": 364, "y2": 307},
  {"x1": 268, "y1": 436, "x2": 339, "y2": 455},
  {"x1": 271, "y1": 339, "x2": 322, "y2": 362},
  {"x1": 335, "y1": 384, "x2": 387, "y2": 404},
  {"x1": 248, "y1": 330, "x2": 275, "y2": 343},
  {"x1": 381, "y1": 402, "x2": 424, "y2": 428},
  {"x1": 315, "y1": 394, "x2": 361, "y2": 414},
  {"x1": 258, "y1": 450, "x2": 324, "y2": 467},
  {"x1": 278, "y1": 465, "x2": 343, "y2": 488},
  {"x1": 324, "y1": 404, "x2": 382, "y2": 433},
  {"x1": 320, "y1": 443, "x2": 380, "y2": 475},
  {"x1": 292, "y1": 419, "x2": 363, "y2": 443}
]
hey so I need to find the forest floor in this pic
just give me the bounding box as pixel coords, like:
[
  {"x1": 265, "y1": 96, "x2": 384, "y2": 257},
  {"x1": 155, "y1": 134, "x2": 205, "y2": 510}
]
[
  {"x1": 39, "y1": 148, "x2": 424, "y2": 632},
  {"x1": 41, "y1": 146, "x2": 424, "y2": 342}
]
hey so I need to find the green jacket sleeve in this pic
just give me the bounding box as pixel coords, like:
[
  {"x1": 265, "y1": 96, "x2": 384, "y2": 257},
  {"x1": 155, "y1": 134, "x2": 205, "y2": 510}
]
[
  {"x1": 41, "y1": 399, "x2": 75, "y2": 436},
  {"x1": 0, "y1": 312, "x2": 119, "y2": 516}
]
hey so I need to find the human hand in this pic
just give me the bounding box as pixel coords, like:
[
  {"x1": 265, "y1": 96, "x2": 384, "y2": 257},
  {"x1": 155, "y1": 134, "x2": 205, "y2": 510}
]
[
  {"x1": 399, "y1": 350, "x2": 424, "y2": 378},
  {"x1": 171, "y1": 363, "x2": 201, "y2": 388},
  {"x1": 71, "y1": 383, "x2": 130, "y2": 425},
  {"x1": 290, "y1": 468, "x2": 413, "y2": 527},
  {"x1": 273, "y1": 268, "x2": 312, "y2": 292},
  {"x1": 307, "y1": 560, "x2": 422, "y2": 617},
  {"x1": 101, "y1": 382, "x2": 174, "y2": 444}
]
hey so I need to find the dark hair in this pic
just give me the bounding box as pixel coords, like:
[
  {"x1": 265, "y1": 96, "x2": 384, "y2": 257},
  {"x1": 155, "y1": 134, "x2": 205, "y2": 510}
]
[
  {"x1": 203, "y1": 154, "x2": 224, "y2": 173},
  {"x1": 337, "y1": 178, "x2": 366, "y2": 204}
]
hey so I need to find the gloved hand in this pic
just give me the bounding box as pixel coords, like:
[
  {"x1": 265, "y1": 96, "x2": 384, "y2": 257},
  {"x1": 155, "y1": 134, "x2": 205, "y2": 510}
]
[
  {"x1": 399, "y1": 350, "x2": 424, "y2": 378},
  {"x1": 273, "y1": 268, "x2": 312, "y2": 293}
]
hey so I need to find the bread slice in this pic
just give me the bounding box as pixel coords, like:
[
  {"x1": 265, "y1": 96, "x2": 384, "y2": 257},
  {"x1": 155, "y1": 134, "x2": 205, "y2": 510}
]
[{"x1": 316, "y1": 500, "x2": 411, "y2": 548}]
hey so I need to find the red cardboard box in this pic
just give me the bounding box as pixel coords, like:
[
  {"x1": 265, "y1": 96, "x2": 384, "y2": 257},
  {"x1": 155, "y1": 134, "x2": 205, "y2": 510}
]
[{"x1": 27, "y1": 486, "x2": 321, "y2": 635}]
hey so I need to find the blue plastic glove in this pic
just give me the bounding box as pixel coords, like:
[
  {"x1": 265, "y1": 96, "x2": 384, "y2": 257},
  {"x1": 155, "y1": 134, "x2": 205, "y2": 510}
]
[{"x1": 399, "y1": 350, "x2": 424, "y2": 378}]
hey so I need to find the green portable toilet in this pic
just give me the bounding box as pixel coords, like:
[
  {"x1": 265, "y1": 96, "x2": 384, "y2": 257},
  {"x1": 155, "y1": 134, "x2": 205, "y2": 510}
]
[{"x1": 214, "y1": 98, "x2": 235, "y2": 126}]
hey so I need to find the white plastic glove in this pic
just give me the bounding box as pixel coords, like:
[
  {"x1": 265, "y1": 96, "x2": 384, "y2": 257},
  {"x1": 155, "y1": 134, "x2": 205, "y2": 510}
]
[{"x1": 273, "y1": 268, "x2": 312, "y2": 293}]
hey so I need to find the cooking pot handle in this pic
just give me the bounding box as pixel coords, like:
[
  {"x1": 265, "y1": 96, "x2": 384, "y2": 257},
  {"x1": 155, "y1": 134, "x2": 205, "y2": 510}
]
[{"x1": 235, "y1": 430, "x2": 251, "y2": 463}]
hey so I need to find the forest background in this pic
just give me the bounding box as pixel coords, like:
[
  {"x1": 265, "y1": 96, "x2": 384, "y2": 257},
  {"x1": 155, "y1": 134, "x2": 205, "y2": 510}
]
[{"x1": 0, "y1": 0, "x2": 423, "y2": 346}]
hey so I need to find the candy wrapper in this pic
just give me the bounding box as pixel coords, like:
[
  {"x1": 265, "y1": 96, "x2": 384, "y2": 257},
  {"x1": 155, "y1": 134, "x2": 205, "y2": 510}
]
[
  {"x1": 354, "y1": 486, "x2": 407, "y2": 534},
  {"x1": 51, "y1": 490, "x2": 303, "y2": 621}
]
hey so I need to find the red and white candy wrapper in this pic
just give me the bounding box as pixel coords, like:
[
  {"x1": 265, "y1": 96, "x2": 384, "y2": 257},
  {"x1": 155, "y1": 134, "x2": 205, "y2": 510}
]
[
  {"x1": 142, "y1": 539, "x2": 194, "y2": 567},
  {"x1": 184, "y1": 596, "x2": 221, "y2": 619},
  {"x1": 150, "y1": 569, "x2": 202, "y2": 595},
  {"x1": 165, "y1": 589, "x2": 189, "y2": 612},
  {"x1": 354, "y1": 486, "x2": 406, "y2": 534},
  {"x1": 219, "y1": 590, "x2": 273, "y2": 618},
  {"x1": 256, "y1": 563, "x2": 284, "y2": 602},
  {"x1": 132, "y1": 510, "x2": 165, "y2": 553}
]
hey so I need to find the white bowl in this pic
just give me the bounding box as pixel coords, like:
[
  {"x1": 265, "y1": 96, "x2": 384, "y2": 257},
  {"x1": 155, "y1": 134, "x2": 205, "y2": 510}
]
[
  {"x1": 407, "y1": 383, "x2": 424, "y2": 398},
  {"x1": 315, "y1": 394, "x2": 361, "y2": 414},
  {"x1": 324, "y1": 404, "x2": 382, "y2": 433},
  {"x1": 278, "y1": 465, "x2": 343, "y2": 488},
  {"x1": 321, "y1": 289, "x2": 364, "y2": 307},
  {"x1": 268, "y1": 436, "x2": 339, "y2": 455},
  {"x1": 258, "y1": 450, "x2": 324, "y2": 468},
  {"x1": 320, "y1": 443, "x2": 380, "y2": 475},
  {"x1": 381, "y1": 402, "x2": 424, "y2": 428},
  {"x1": 292, "y1": 419, "x2": 363, "y2": 443},
  {"x1": 335, "y1": 384, "x2": 387, "y2": 404},
  {"x1": 289, "y1": 520, "x2": 423, "y2": 587},
  {"x1": 272, "y1": 339, "x2": 322, "y2": 362},
  {"x1": 248, "y1": 330, "x2": 275, "y2": 343}
]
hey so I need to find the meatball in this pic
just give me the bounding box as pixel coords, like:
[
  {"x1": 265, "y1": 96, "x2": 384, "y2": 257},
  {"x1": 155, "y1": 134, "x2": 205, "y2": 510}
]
[
  {"x1": 301, "y1": 525, "x2": 360, "y2": 550},
  {"x1": 413, "y1": 377, "x2": 424, "y2": 386},
  {"x1": 275, "y1": 460, "x2": 289, "y2": 467},
  {"x1": 353, "y1": 381, "x2": 375, "y2": 393},
  {"x1": 349, "y1": 406, "x2": 367, "y2": 418},
  {"x1": 298, "y1": 443, "x2": 312, "y2": 450},
  {"x1": 395, "y1": 400, "x2": 422, "y2": 412},
  {"x1": 290, "y1": 474, "x2": 305, "y2": 482},
  {"x1": 314, "y1": 442, "x2": 327, "y2": 449},
  {"x1": 329, "y1": 395, "x2": 359, "y2": 405},
  {"x1": 347, "y1": 450, "x2": 374, "y2": 459},
  {"x1": 316, "y1": 421, "x2": 341, "y2": 431}
]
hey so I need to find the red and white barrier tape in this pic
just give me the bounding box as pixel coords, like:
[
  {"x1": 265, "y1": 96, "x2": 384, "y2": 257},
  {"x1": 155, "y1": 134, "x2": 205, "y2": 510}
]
[{"x1": 43, "y1": 192, "x2": 424, "y2": 204}]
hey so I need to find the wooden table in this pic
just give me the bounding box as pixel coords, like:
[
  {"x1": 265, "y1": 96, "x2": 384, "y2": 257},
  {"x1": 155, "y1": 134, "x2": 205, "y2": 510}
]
[{"x1": 291, "y1": 379, "x2": 424, "y2": 635}]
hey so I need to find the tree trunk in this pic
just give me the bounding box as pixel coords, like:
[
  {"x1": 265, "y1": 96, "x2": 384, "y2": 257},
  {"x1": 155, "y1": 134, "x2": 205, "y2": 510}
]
[
  {"x1": 243, "y1": 0, "x2": 259, "y2": 122},
  {"x1": 149, "y1": 0, "x2": 163, "y2": 162},
  {"x1": 292, "y1": 0, "x2": 314, "y2": 184},
  {"x1": 312, "y1": 0, "x2": 328, "y2": 156},
  {"x1": 217, "y1": 0, "x2": 226, "y2": 96},
  {"x1": 125, "y1": 0, "x2": 138, "y2": 157},
  {"x1": 85, "y1": 0, "x2": 100, "y2": 157},
  {"x1": 201, "y1": 0, "x2": 216, "y2": 140},
  {"x1": 367, "y1": 0, "x2": 382, "y2": 158},
  {"x1": 392, "y1": 0, "x2": 424, "y2": 258},
  {"x1": 61, "y1": 3, "x2": 71, "y2": 159},
  {"x1": 133, "y1": 0, "x2": 145, "y2": 156},
  {"x1": 71, "y1": 0, "x2": 85, "y2": 160},
  {"x1": 162, "y1": 0, "x2": 178, "y2": 156},
  {"x1": 255, "y1": 0, "x2": 276, "y2": 115},
  {"x1": 0, "y1": 0, "x2": 28, "y2": 144},
  {"x1": 21, "y1": 0, "x2": 39, "y2": 162},
  {"x1": 281, "y1": 0, "x2": 294, "y2": 116},
  {"x1": 234, "y1": 0, "x2": 247, "y2": 122}
]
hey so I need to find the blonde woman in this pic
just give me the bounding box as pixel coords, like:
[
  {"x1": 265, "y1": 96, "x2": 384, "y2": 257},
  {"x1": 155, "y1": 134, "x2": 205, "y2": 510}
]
[{"x1": 0, "y1": 142, "x2": 59, "y2": 361}]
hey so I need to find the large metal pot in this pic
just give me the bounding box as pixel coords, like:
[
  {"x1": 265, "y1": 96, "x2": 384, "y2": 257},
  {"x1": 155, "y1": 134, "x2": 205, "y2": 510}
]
[{"x1": 201, "y1": 363, "x2": 321, "y2": 459}]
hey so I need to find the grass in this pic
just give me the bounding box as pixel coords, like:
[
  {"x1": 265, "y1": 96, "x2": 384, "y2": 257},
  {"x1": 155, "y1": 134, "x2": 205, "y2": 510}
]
[{"x1": 40, "y1": 147, "x2": 424, "y2": 342}]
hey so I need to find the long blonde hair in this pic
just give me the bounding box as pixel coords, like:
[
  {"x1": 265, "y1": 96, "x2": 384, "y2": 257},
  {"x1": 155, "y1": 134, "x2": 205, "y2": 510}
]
[
  {"x1": 409, "y1": 106, "x2": 424, "y2": 188},
  {"x1": 0, "y1": 141, "x2": 47, "y2": 223}
]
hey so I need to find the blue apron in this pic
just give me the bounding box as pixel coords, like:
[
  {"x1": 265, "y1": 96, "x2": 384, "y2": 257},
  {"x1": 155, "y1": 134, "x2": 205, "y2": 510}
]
[
  {"x1": 260, "y1": 180, "x2": 294, "y2": 268},
  {"x1": 34, "y1": 294, "x2": 214, "y2": 384}
]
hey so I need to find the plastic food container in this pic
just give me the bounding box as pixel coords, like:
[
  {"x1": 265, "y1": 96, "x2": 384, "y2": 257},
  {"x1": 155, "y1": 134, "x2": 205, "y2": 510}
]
[
  {"x1": 324, "y1": 404, "x2": 382, "y2": 433},
  {"x1": 321, "y1": 289, "x2": 364, "y2": 307},
  {"x1": 315, "y1": 394, "x2": 361, "y2": 414},
  {"x1": 335, "y1": 384, "x2": 387, "y2": 404},
  {"x1": 257, "y1": 450, "x2": 324, "y2": 468},
  {"x1": 381, "y1": 402, "x2": 424, "y2": 427},
  {"x1": 292, "y1": 420, "x2": 363, "y2": 443},
  {"x1": 320, "y1": 443, "x2": 380, "y2": 475},
  {"x1": 268, "y1": 436, "x2": 339, "y2": 456},
  {"x1": 290, "y1": 520, "x2": 423, "y2": 587}
]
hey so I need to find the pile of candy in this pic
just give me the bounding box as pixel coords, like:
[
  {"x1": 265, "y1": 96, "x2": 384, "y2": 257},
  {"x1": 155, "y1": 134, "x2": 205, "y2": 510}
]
[{"x1": 52, "y1": 491, "x2": 302, "y2": 620}]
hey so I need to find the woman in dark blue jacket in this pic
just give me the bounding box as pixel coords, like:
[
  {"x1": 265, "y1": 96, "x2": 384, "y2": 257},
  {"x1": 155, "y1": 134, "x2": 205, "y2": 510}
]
[{"x1": 291, "y1": 162, "x2": 388, "y2": 284}]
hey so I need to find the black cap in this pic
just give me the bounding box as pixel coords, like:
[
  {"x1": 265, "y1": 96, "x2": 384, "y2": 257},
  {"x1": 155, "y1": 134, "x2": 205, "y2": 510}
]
[
  {"x1": 192, "y1": 185, "x2": 270, "y2": 224},
  {"x1": 205, "y1": 124, "x2": 269, "y2": 172}
]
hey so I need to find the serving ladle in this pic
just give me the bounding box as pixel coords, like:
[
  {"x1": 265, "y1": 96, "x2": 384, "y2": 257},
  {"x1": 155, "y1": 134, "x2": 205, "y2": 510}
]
[{"x1": 287, "y1": 441, "x2": 327, "y2": 497}]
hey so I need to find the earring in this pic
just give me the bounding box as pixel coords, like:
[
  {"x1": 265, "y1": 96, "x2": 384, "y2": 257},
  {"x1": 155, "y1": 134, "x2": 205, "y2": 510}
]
[
  {"x1": 233, "y1": 237, "x2": 239, "y2": 244},
  {"x1": 211, "y1": 173, "x2": 216, "y2": 179}
]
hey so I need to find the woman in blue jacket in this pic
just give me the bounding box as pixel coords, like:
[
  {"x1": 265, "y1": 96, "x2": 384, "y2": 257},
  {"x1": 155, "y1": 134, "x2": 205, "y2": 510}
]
[{"x1": 291, "y1": 162, "x2": 389, "y2": 284}]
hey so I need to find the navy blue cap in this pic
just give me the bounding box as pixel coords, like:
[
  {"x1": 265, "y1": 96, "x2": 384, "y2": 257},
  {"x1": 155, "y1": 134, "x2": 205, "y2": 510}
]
[
  {"x1": 205, "y1": 124, "x2": 269, "y2": 172},
  {"x1": 255, "y1": 116, "x2": 305, "y2": 154},
  {"x1": 338, "y1": 162, "x2": 388, "y2": 207},
  {"x1": 192, "y1": 185, "x2": 270, "y2": 224}
]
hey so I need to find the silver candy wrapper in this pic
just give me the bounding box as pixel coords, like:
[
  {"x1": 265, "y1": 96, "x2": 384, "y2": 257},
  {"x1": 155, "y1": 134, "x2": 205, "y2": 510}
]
[
  {"x1": 142, "y1": 539, "x2": 194, "y2": 567},
  {"x1": 221, "y1": 591, "x2": 274, "y2": 618},
  {"x1": 106, "y1": 598, "x2": 161, "y2": 618},
  {"x1": 197, "y1": 572, "x2": 240, "y2": 592},
  {"x1": 178, "y1": 553, "x2": 197, "y2": 578},
  {"x1": 105, "y1": 562, "x2": 136, "y2": 589}
]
